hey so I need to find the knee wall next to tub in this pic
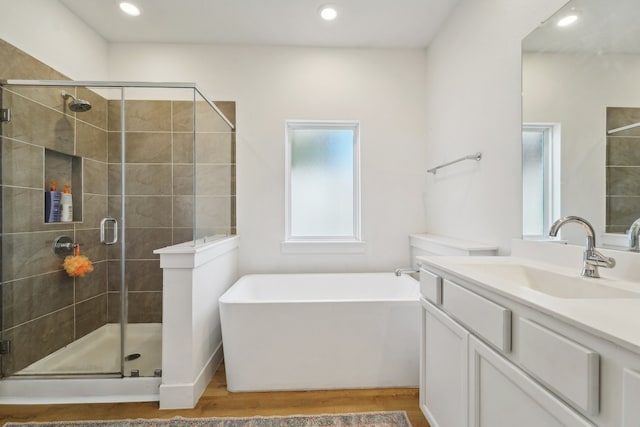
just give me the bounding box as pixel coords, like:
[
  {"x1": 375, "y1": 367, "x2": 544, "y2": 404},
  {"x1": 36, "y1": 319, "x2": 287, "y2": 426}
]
[{"x1": 219, "y1": 272, "x2": 420, "y2": 392}]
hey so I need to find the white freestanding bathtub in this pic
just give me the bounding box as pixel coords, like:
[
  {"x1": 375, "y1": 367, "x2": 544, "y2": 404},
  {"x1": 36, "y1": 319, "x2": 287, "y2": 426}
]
[{"x1": 219, "y1": 272, "x2": 420, "y2": 392}]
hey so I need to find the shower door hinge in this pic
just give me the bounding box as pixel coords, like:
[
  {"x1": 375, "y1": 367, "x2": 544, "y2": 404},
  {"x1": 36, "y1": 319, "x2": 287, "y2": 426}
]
[
  {"x1": 0, "y1": 340, "x2": 11, "y2": 355},
  {"x1": 0, "y1": 108, "x2": 10, "y2": 122}
]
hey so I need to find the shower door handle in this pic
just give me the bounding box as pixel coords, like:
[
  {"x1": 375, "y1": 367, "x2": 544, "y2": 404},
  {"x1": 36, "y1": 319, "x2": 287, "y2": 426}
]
[{"x1": 100, "y1": 217, "x2": 118, "y2": 245}]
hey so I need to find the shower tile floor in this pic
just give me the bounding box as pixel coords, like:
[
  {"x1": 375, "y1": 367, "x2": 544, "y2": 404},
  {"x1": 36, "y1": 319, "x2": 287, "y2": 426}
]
[{"x1": 18, "y1": 323, "x2": 162, "y2": 377}]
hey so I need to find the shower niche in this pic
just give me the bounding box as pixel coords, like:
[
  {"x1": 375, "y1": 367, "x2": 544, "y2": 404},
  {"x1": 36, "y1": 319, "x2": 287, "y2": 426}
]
[{"x1": 44, "y1": 148, "x2": 83, "y2": 223}]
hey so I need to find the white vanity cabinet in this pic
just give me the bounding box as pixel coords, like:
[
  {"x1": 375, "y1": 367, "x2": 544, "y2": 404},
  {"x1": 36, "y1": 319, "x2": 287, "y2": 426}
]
[
  {"x1": 419, "y1": 267, "x2": 600, "y2": 427},
  {"x1": 420, "y1": 300, "x2": 468, "y2": 427},
  {"x1": 468, "y1": 335, "x2": 594, "y2": 427}
]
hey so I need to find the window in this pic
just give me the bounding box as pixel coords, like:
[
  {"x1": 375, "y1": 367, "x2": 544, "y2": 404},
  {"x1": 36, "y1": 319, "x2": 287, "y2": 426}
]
[
  {"x1": 284, "y1": 121, "x2": 361, "y2": 251},
  {"x1": 522, "y1": 123, "x2": 560, "y2": 239}
]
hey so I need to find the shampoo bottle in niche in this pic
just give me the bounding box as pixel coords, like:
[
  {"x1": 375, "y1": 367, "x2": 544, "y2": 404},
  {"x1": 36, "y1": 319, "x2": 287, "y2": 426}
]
[
  {"x1": 60, "y1": 184, "x2": 73, "y2": 222},
  {"x1": 44, "y1": 181, "x2": 61, "y2": 223}
]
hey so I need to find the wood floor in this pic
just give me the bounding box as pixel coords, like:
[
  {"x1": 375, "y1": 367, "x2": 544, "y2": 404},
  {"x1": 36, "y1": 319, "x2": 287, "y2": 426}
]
[{"x1": 0, "y1": 364, "x2": 429, "y2": 426}]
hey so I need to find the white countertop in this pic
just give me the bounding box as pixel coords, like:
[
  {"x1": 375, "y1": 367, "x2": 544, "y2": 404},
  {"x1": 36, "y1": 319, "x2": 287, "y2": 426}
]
[{"x1": 417, "y1": 242, "x2": 640, "y2": 355}]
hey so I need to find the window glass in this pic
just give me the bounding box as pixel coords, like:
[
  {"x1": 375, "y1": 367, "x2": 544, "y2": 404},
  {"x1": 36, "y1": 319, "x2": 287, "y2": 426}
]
[{"x1": 286, "y1": 122, "x2": 360, "y2": 241}]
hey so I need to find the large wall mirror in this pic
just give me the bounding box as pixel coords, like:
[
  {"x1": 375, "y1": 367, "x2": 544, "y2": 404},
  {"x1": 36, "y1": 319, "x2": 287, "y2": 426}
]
[{"x1": 522, "y1": 0, "x2": 640, "y2": 248}]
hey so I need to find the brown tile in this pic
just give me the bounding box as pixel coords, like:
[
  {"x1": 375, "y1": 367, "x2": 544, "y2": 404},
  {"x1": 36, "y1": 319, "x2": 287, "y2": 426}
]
[
  {"x1": 75, "y1": 229, "x2": 107, "y2": 264},
  {"x1": 128, "y1": 292, "x2": 162, "y2": 323},
  {"x1": 128, "y1": 132, "x2": 172, "y2": 163},
  {"x1": 606, "y1": 166, "x2": 640, "y2": 196},
  {"x1": 3, "y1": 92, "x2": 74, "y2": 154},
  {"x1": 213, "y1": 101, "x2": 236, "y2": 127},
  {"x1": 5, "y1": 85, "x2": 69, "y2": 114},
  {"x1": 2, "y1": 187, "x2": 51, "y2": 233},
  {"x1": 108, "y1": 131, "x2": 172, "y2": 164},
  {"x1": 172, "y1": 101, "x2": 194, "y2": 132},
  {"x1": 108, "y1": 260, "x2": 163, "y2": 292},
  {"x1": 124, "y1": 196, "x2": 173, "y2": 227},
  {"x1": 107, "y1": 292, "x2": 121, "y2": 323},
  {"x1": 1, "y1": 138, "x2": 44, "y2": 188},
  {"x1": 606, "y1": 196, "x2": 640, "y2": 231},
  {"x1": 606, "y1": 137, "x2": 640, "y2": 166},
  {"x1": 111, "y1": 100, "x2": 172, "y2": 132},
  {"x1": 195, "y1": 165, "x2": 234, "y2": 196},
  {"x1": 2, "y1": 229, "x2": 74, "y2": 281},
  {"x1": 124, "y1": 164, "x2": 172, "y2": 195},
  {"x1": 196, "y1": 132, "x2": 234, "y2": 163},
  {"x1": 173, "y1": 227, "x2": 194, "y2": 244},
  {"x1": 76, "y1": 121, "x2": 107, "y2": 162},
  {"x1": 75, "y1": 294, "x2": 108, "y2": 340},
  {"x1": 173, "y1": 195, "x2": 193, "y2": 228},
  {"x1": 1, "y1": 271, "x2": 74, "y2": 329},
  {"x1": 0, "y1": 40, "x2": 68, "y2": 80},
  {"x1": 607, "y1": 107, "x2": 640, "y2": 137},
  {"x1": 83, "y1": 158, "x2": 108, "y2": 195},
  {"x1": 76, "y1": 87, "x2": 108, "y2": 130},
  {"x1": 173, "y1": 164, "x2": 194, "y2": 195},
  {"x1": 2, "y1": 307, "x2": 74, "y2": 375},
  {"x1": 108, "y1": 227, "x2": 172, "y2": 260},
  {"x1": 173, "y1": 132, "x2": 194, "y2": 163},
  {"x1": 77, "y1": 193, "x2": 108, "y2": 230},
  {"x1": 75, "y1": 260, "x2": 108, "y2": 302},
  {"x1": 195, "y1": 100, "x2": 233, "y2": 132},
  {"x1": 194, "y1": 196, "x2": 233, "y2": 234},
  {"x1": 108, "y1": 164, "x2": 122, "y2": 195},
  {"x1": 45, "y1": 148, "x2": 73, "y2": 192}
]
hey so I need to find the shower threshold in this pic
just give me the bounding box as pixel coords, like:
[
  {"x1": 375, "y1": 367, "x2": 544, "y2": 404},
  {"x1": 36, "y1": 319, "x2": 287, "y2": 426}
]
[
  {"x1": 0, "y1": 323, "x2": 162, "y2": 404},
  {"x1": 16, "y1": 323, "x2": 162, "y2": 377}
]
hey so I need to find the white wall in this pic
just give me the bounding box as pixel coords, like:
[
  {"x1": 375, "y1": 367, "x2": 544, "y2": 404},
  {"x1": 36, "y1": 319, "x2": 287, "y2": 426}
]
[
  {"x1": 107, "y1": 44, "x2": 429, "y2": 274},
  {"x1": 523, "y1": 53, "x2": 640, "y2": 244},
  {"x1": 0, "y1": 0, "x2": 109, "y2": 80},
  {"x1": 423, "y1": 0, "x2": 567, "y2": 254}
]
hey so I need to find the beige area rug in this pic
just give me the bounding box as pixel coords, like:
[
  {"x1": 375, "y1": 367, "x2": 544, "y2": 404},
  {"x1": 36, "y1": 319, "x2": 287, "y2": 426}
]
[{"x1": 4, "y1": 412, "x2": 412, "y2": 427}]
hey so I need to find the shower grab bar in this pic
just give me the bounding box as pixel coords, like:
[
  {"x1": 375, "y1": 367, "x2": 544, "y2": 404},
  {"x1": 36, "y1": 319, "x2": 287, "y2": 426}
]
[
  {"x1": 100, "y1": 217, "x2": 118, "y2": 245},
  {"x1": 427, "y1": 152, "x2": 482, "y2": 174}
]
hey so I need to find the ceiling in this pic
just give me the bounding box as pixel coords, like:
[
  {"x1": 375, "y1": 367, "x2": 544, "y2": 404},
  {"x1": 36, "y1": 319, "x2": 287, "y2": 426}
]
[
  {"x1": 59, "y1": 0, "x2": 460, "y2": 48},
  {"x1": 523, "y1": 0, "x2": 640, "y2": 54}
]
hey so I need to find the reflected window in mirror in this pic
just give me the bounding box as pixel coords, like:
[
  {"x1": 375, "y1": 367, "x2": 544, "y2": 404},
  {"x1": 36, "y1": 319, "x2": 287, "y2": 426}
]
[{"x1": 522, "y1": 124, "x2": 561, "y2": 239}]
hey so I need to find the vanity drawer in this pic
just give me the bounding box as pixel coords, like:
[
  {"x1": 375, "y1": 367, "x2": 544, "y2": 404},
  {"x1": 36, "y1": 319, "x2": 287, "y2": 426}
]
[
  {"x1": 518, "y1": 318, "x2": 599, "y2": 415},
  {"x1": 442, "y1": 280, "x2": 511, "y2": 352},
  {"x1": 419, "y1": 268, "x2": 442, "y2": 305}
]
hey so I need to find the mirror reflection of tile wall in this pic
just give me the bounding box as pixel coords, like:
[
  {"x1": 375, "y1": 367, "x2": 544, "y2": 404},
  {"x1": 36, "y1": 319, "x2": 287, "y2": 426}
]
[{"x1": 606, "y1": 107, "x2": 640, "y2": 233}]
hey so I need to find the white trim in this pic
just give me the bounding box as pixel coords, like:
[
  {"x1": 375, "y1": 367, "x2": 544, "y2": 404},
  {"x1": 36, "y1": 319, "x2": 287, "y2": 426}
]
[{"x1": 280, "y1": 240, "x2": 366, "y2": 254}]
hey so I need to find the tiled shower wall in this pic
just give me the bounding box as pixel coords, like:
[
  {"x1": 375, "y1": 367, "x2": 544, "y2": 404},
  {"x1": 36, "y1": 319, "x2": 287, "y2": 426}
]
[
  {"x1": 606, "y1": 107, "x2": 640, "y2": 233},
  {"x1": 104, "y1": 99, "x2": 236, "y2": 323},
  {"x1": 0, "y1": 39, "x2": 236, "y2": 374}
]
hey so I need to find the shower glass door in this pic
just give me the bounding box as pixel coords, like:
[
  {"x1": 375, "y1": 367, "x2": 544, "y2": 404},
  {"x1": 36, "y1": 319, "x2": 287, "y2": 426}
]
[
  {"x1": 0, "y1": 82, "x2": 124, "y2": 377},
  {"x1": 0, "y1": 80, "x2": 230, "y2": 379}
]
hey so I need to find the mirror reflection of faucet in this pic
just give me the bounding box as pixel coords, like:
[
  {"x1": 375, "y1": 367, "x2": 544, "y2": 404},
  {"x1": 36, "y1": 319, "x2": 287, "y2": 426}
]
[
  {"x1": 548, "y1": 216, "x2": 616, "y2": 278},
  {"x1": 628, "y1": 218, "x2": 640, "y2": 251}
]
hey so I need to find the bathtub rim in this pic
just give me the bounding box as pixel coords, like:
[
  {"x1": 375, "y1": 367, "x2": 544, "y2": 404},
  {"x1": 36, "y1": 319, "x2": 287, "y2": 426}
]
[{"x1": 219, "y1": 272, "x2": 419, "y2": 304}]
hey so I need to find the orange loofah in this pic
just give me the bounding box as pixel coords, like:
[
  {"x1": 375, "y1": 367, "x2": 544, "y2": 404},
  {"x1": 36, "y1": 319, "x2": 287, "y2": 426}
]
[{"x1": 63, "y1": 244, "x2": 94, "y2": 277}]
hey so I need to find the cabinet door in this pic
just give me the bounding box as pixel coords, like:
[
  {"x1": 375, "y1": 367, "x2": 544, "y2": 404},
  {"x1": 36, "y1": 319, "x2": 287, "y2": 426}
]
[
  {"x1": 420, "y1": 299, "x2": 469, "y2": 427},
  {"x1": 468, "y1": 335, "x2": 594, "y2": 427}
]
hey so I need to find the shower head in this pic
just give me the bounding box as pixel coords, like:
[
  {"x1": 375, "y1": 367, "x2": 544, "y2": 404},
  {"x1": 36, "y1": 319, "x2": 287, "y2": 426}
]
[{"x1": 61, "y1": 91, "x2": 92, "y2": 112}]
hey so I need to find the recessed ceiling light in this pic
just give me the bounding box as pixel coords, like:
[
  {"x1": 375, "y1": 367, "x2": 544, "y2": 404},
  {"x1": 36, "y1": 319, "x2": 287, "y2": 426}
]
[
  {"x1": 557, "y1": 14, "x2": 578, "y2": 27},
  {"x1": 319, "y1": 4, "x2": 338, "y2": 21},
  {"x1": 119, "y1": 1, "x2": 141, "y2": 17}
]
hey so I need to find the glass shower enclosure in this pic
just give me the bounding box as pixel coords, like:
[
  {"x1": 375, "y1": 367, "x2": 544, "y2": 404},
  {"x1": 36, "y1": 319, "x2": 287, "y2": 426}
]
[{"x1": 0, "y1": 80, "x2": 235, "y2": 379}]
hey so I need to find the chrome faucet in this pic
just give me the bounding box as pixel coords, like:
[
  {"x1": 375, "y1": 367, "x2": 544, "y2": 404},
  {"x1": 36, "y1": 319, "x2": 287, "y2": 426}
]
[
  {"x1": 628, "y1": 218, "x2": 640, "y2": 251},
  {"x1": 548, "y1": 216, "x2": 616, "y2": 278},
  {"x1": 395, "y1": 267, "x2": 420, "y2": 277}
]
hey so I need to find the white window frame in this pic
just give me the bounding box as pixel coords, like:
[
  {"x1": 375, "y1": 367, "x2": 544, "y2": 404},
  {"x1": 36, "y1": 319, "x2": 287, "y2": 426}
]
[
  {"x1": 522, "y1": 123, "x2": 561, "y2": 240},
  {"x1": 282, "y1": 120, "x2": 363, "y2": 253}
]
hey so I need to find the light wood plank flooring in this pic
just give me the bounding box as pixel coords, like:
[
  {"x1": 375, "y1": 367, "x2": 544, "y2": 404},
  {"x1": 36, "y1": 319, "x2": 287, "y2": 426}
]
[{"x1": 0, "y1": 364, "x2": 429, "y2": 426}]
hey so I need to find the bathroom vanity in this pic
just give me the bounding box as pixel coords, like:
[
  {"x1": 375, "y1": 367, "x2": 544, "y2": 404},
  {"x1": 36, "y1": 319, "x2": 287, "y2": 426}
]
[{"x1": 417, "y1": 240, "x2": 640, "y2": 427}]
